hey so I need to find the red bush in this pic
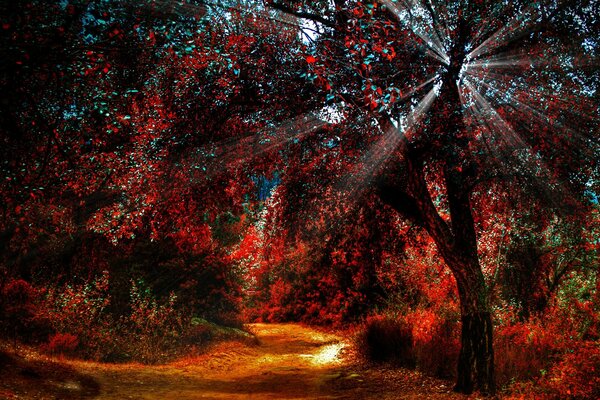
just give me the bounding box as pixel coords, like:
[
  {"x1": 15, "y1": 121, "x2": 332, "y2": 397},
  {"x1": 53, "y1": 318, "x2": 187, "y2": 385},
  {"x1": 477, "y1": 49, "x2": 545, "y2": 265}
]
[
  {"x1": 495, "y1": 318, "x2": 560, "y2": 387},
  {"x1": 409, "y1": 309, "x2": 460, "y2": 378},
  {"x1": 544, "y1": 342, "x2": 600, "y2": 399},
  {"x1": 0, "y1": 278, "x2": 50, "y2": 342},
  {"x1": 2, "y1": 279, "x2": 36, "y2": 304},
  {"x1": 44, "y1": 333, "x2": 79, "y2": 357}
]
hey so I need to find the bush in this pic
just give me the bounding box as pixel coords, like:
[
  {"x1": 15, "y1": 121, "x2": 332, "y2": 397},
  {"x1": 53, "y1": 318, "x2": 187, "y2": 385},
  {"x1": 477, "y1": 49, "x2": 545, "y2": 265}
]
[
  {"x1": 122, "y1": 280, "x2": 184, "y2": 364},
  {"x1": 409, "y1": 308, "x2": 460, "y2": 378},
  {"x1": 543, "y1": 341, "x2": 600, "y2": 399},
  {"x1": 0, "y1": 278, "x2": 51, "y2": 342},
  {"x1": 356, "y1": 314, "x2": 415, "y2": 367},
  {"x1": 44, "y1": 271, "x2": 113, "y2": 359},
  {"x1": 42, "y1": 333, "x2": 79, "y2": 357},
  {"x1": 495, "y1": 318, "x2": 560, "y2": 388}
]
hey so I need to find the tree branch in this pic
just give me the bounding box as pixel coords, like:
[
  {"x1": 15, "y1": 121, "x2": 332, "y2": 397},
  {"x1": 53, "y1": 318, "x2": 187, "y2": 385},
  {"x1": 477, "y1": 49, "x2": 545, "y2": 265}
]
[
  {"x1": 269, "y1": 2, "x2": 335, "y2": 28},
  {"x1": 377, "y1": 182, "x2": 424, "y2": 226}
]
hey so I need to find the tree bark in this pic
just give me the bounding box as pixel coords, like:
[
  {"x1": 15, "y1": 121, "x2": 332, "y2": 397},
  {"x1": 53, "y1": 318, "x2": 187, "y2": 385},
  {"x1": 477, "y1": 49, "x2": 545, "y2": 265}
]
[
  {"x1": 377, "y1": 80, "x2": 496, "y2": 394},
  {"x1": 455, "y1": 311, "x2": 495, "y2": 394},
  {"x1": 447, "y1": 255, "x2": 495, "y2": 395},
  {"x1": 378, "y1": 158, "x2": 496, "y2": 394}
]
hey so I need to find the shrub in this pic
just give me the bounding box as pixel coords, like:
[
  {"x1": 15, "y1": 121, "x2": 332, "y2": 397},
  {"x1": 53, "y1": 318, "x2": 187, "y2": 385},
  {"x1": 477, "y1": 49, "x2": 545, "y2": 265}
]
[
  {"x1": 495, "y1": 319, "x2": 560, "y2": 388},
  {"x1": 409, "y1": 308, "x2": 460, "y2": 378},
  {"x1": 543, "y1": 341, "x2": 600, "y2": 399},
  {"x1": 122, "y1": 280, "x2": 184, "y2": 364},
  {"x1": 0, "y1": 278, "x2": 51, "y2": 342},
  {"x1": 44, "y1": 271, "x2": 113, "y2": 359},
  {"x1": 356, "y1": 314, "x2": 415, "y2": 367},
  {"x1": 43, "y1": 333, "x2": 79, "y2": 357}
]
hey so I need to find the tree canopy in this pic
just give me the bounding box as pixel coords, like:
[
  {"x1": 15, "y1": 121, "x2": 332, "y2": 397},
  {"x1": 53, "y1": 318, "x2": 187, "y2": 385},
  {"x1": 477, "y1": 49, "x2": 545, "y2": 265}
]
[{"x1": 1, "y1": 0, "x2": 599, "y2": 396}]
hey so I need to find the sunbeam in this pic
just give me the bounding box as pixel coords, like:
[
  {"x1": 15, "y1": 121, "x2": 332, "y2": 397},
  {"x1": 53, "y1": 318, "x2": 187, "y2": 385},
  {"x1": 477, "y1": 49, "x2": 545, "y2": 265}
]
[
  {"x1": 465, "y1": 69, "x2": 597, "y2": 125},
  {"x1": 467, "y1": 0, "x2": 569, "y2": 61},
  {"x1": 461, "y1": 78, "x2": 572, "y2": 207},
  {"x1": 299, "y1": 83, "x2": 442, "y2": 242},
  {"x1": 195, "y1": 114, "x2": 327, "y2": 180},
  {"x1": 466, "y1": 74, "x2": 596, "y2": 157},
  {"x1": 381, "y1": 0, "x2": 450, "y2": 65},
  {"x1": 463, "y1": 79, "x2": 527, "y2": 150},
  {"x1": 467, "y1": 51, "x2": 599, "y2": 71},
  {"x1": 326, "y1": 83, "x2": 440, "y2": 226},
  {"x1": 340, "y1": 84, "x2": 439, "y2": 193},
  {"x1": 397, "y1": 74, "x2": 438, "y2": 102}
]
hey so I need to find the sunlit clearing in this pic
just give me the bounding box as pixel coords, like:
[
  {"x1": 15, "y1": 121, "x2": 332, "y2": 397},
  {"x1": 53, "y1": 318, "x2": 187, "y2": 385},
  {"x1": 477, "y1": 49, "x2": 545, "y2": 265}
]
[
  {"x1": 302, "y1": 342, "x2": 346, "y2": 366},
  {"x1": 312, "y1": 342, "x2": 346, "y2": 365}
]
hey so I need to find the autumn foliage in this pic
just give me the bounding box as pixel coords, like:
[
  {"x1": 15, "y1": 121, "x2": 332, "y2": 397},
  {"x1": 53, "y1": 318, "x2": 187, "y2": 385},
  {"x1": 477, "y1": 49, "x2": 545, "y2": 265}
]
[{"x1": 1, "y1": 0, "x2": 599, "y2": 398}]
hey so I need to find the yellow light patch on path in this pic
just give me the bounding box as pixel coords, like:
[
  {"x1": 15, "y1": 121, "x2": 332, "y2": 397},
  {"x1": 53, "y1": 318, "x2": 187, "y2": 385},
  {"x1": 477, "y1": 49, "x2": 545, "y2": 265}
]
[{"x1": 3, "y1": 323, "x2": 467, "y2": 399}]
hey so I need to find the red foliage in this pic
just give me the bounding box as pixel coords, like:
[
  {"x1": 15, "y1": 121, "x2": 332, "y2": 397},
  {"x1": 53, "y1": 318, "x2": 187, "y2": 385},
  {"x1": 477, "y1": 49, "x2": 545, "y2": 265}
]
[
  {"x1": 495, "y1": 318, "x2": 561, "y2": 386},
  {"x1": 544, "y1": 342, "x2": 600, "y2": 399},
  {"x1": 43, "y1": 333, "x2": 79, "y2": 357},
  {"x1": 408, "y1": 308, "x2": 461, "y2": 378},
  {"x1": 0, "y1": 279, "x2": 49, "y2": 342}
]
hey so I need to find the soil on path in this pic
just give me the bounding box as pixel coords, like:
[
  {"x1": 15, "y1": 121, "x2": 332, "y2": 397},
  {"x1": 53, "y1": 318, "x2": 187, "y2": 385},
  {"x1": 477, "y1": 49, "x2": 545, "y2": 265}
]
[{"x1": 1, "y1": 323, "x2": 473, "y2": 399}]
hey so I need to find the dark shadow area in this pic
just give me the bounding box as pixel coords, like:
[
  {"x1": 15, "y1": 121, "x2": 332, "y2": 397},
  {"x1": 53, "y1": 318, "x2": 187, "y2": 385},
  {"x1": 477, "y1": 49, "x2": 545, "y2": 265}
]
[{"x1": 0, "y1": 350, "x2": 101, "y2": 399}]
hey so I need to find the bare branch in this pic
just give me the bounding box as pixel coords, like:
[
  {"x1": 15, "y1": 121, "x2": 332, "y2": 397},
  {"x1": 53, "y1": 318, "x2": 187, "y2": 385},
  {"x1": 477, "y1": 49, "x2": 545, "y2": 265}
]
[{"x1": 269, "y1": 2, "x2": 335, "y2": 28}]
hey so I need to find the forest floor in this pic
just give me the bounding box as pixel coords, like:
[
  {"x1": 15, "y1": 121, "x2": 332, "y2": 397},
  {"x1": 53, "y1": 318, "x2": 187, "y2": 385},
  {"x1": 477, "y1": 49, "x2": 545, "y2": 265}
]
[{"x1": 1, "y1": 323, "x2": 477, "y2": 400}]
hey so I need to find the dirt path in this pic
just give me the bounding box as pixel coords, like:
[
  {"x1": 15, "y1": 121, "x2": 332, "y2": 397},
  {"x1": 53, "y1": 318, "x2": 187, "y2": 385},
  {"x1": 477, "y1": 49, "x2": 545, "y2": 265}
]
[{"x1": 2, "y1": 323, "x2": 471, "y2": 399}]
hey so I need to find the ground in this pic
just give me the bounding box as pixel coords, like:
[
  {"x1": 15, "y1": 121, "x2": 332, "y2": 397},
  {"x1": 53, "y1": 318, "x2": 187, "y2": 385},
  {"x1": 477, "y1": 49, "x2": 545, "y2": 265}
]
[{"x1": 1, "y1": 323, "x2": 476, "y2": 399}]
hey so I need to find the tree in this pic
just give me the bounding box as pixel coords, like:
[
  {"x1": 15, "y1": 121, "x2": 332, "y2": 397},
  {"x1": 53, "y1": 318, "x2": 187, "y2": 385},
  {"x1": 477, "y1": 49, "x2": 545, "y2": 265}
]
[
  {"x1": 264, "y1": 0, "x2": 598, "y2": 394},
  {"x1": 1, "y1": 0, "x2": 598, "y2": 395}
]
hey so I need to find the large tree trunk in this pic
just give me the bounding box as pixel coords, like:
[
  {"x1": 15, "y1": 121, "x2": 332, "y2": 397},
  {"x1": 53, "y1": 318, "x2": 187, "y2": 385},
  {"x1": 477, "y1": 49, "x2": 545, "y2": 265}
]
[
  {"x1": 456, "y1": 310, "x2": 495, "y2": 394},
  {"x1": 378, "y1": 157, "x2": 496, "y2": 395},
  {"x1": 377, "y1": 98, "x2": 496, "y2": 394},
  {"x1": 372, "y1": 7, "x2": 496, "y2": 391},
  {"x1": 447, "y1": 255, "x2": 495, "y2": 395},
  {"x1": 441, "y1": 129, "x2": 495, "y2": 395}
]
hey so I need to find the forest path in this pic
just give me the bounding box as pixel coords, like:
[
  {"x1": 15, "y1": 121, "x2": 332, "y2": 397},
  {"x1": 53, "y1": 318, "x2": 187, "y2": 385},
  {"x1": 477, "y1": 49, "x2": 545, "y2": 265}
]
[{"x1": 2, "y1": 323, "x2": 469, "y2": 399}]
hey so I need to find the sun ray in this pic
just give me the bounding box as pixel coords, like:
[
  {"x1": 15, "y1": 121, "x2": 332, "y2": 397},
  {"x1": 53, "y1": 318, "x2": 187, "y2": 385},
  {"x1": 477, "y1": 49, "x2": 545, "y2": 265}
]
[
  {"x1": 335, "y1": 84, "x2": 440, "y2": 201},
  {"x1": 302, "y1": 84, "x2": 441, "y2": 241},
  {"x1": 462, "y1": 78, "x2": 572, "y2": 206},
  {"x1": 467, "y1": 0, "x2": 568, "y2": 61},
  {"x1": 467, "y1": 50, "x2": 600, "y2": 71},
  {"x1": 464, "y1": 79, "x2": 526, "y2": 149},
  {"x1": 192, "y1": 114, "x2": 327, "y2": 181},
  {"x1": 398, "y1": 74, "x2": 438, "y2": 102},
  {"x1": 381, "y1": 0, "x2": 450, "y2": 65},
  {"x1": 467, "y1": 75, "x2": 596, "y2": 155},
  {"x1": 465, "y1": 69, "x2": 597, "y2": 125},
  {"x1": 423, "y1": 0, "x2": 453, "y2": 52}
]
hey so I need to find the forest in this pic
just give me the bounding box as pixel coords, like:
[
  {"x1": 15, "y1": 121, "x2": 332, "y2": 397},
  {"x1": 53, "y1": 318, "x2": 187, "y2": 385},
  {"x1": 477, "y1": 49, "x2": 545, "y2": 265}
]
[{"x1": 1, "y1": 0, "x2": 599, "y2": 399}]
